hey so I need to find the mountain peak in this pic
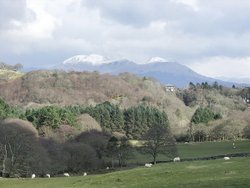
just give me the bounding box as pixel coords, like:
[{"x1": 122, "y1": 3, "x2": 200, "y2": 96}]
[
  {"x1": 147, "y1": 57, "x2": 167, "y2": 64},
  {"x1": 63, "y1": 54, "x2": 110, "y2": 65}
]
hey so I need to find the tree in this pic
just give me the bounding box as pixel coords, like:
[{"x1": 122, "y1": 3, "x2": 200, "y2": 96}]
[
  {"x1": 0, "y1": 119, "x2": 50, "y2": 177},
  {"x1": 212, "y1": 81, "x2": 219, "y2": 89},
  {"x1": 243, "y1": 125, "x2": 250, "y2": 139},
  {"x1": 64, "y1": 142, "x2": 97, "y2": 172},
  {"x1": 191, "y1": 107, "x2": 222, "y2": 124},
  {"x1": 13, "y1": 63, "x2": 23, "y2": 71},
  {"x1": 26, "y1": 106, "x2": 77, "y2": 129},
  {"x1": 143, "y1": 124, "x2": 177, "y2": 164},
  {"x1": 74, "y1": 130, "x2": 110, "y2": 160},
  {"x1": 107, "y1": 136, "x2": 119, "y2": 168},
  {"x1": 177, "y1": 90, "x2": 197, "y2": 106},
  {"x1": 116, "y1": 138, "x2": 131, "y2": 167},
  {"x1": 0, "y1": 98, "x2": 11, "y2": 119},
  {"x1": 106, "y1": 136, "x2": 131, "y2": 168},
  {"x1": 189, "y1": 82, "x2": 196, "y2": 89}
]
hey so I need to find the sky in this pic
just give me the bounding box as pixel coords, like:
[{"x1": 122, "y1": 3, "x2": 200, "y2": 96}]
[{"x1": 0, "y1": 0, "x2": 250, "y2": 79}]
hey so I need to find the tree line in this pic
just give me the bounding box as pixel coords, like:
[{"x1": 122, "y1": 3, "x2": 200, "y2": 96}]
[
  {"x1": 3, "y1": 100, "x2": 168, "y2": 139},
  {"x1": 0, "y1": 98, "x2": 176, "y2": 177}
]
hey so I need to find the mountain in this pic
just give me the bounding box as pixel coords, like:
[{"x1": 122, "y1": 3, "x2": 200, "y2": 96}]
[
  {"x1": 216, "y1": 77, "x2": 250, "y2": 85},
  {"x1": 63, "y1": 54, "x2": 110, "y2": 66},
  {"x1": 55, "y1": 55, "x2": 244, "y2": 88}
]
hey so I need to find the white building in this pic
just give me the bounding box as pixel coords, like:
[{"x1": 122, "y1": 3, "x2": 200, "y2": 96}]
[{"x1": 165, "y1": 84, "x2": 176, "y2": 92}]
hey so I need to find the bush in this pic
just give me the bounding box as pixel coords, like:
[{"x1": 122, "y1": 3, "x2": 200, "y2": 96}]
[
  {"x1": 243, "y1": 125, "x2": 250, "y2": 139},
  {"x1": 191, "y1": 107, "x2": 222, "y2": 124}
]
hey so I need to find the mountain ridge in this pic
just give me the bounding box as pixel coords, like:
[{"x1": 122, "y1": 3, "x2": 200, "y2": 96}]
[{"x1": 54, "y1": 55, "x2": 248, "y2": 88}]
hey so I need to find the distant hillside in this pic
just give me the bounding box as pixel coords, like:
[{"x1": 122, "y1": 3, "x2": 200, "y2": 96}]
[
  {"x1": 0, "y1": 69, "x2": 24, "y2": 83},
  {"x1": 0, "y1": 70, "x2": 248, "y2": 136},
  {"x1": 0, "y1": 62, "x2": 24, "y2": 83},
  {"x1": 0, "y1": 70, "x2": 193, "y2": 133}
]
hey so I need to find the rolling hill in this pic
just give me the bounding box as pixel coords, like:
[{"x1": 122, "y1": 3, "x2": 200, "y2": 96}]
[{"x1": 0, "y1": 69, "x2": 249, "y2": 137}]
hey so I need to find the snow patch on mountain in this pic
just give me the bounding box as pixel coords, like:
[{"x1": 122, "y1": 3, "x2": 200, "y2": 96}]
[
  {"x1": 147, "y1": 57, "x2": 168, "y2": 64},
  {"x1": 63, "y1": 54, "x2": 110, "y2": 65}
]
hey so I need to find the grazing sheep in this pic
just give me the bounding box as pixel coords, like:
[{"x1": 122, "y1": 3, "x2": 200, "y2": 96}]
[
  {"x1": 173, "y1": 157, "x2": 180, "y2": 162},
  {"x1": 145, "y1": 163, "x2": 153, "y2": 168},
  {"x1": 224, "y1": 157, "x2": 230, "y2": 160},
  {"x1": 46, "y1": 174, "x2": 50, "y2": 178},
  {"x1": 83, "y1": 172, "x2": 87, "y2": 176},
  {"x1": 63, "y1": 173, "x2": 70, "y2": 177},
  {"x1": 31, "y1": 174, "x2": 36, "y2": 179},
  {"x1": 232, "y1": 142, "x2": 236, "y2": 149},
  {"x1": 106, "y1": 167, "x2": 110, "y2": 170}
]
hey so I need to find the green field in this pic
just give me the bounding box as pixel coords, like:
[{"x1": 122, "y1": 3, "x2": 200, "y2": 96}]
[
  {"x1": 1, "y1": 157, "x2": 250, "y2": 188},
  {"x1": 178, "y1": 140, "x2": 250, "y2": 158},
  {"x1": 129, "y1": 140, "x2": 250, "y2": 164},
  {"x1": 1, "y1": 140, "x2": 250, "y2": 188}
]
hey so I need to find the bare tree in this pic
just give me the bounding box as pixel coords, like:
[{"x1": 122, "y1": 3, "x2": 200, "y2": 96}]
[{"x1": 143, "y1": 124, "x2": 177, "y2": 165}]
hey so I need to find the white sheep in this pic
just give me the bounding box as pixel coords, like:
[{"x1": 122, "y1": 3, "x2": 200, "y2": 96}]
[
  {"x1": 46, "y1": 174, "x2": 50, "y2": 178},
  {"x1": 63, "y1": 173, "x2": 70, "y2": 177},
  {"x1": 224, "y1": 157, "x2": 230, "y2": 160},
  {"x1": 106, "y1": 167, "x2": 110, "y2": 170},
  {"x1": 145, "y1": 163, "x2": 153, "y2": 168},
  {"x1": 31, "y1": 174, "x2": 36, "y2": 179},
  {"x1": 83, "y1": 172, "x2": 87, "y2": 176},
  {"x1": 173, "y1": 157, "x2": 180, "y2": 162}
]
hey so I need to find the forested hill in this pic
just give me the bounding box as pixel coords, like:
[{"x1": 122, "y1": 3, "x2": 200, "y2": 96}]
[
  {"x1": 0, "y1": 70, "x2": 249, "y2": 138},
  {"x1": 0, "y1": 70, "x2": 191, "y2": 125}
]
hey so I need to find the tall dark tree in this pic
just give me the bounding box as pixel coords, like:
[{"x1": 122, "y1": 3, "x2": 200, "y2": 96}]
[
  {"x1": 107, "y1": 136, "x2": 119, "y2": 168},
  {"x1": 143, "y1": 124, "x2": 177, "y2": 165}
]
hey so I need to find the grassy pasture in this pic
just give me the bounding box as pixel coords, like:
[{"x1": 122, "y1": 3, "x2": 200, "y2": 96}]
[
  {"x1": 178, "y1": 140, "x2": 250, "y2": 158},
  {"x1": 129, "y1": 140, "x2": 250, "y2": 164},
  {"x1": 1, "y1": 157, "x2": 250, "y2": 188}
]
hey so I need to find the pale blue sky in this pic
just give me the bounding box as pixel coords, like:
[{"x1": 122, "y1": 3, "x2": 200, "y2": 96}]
[{"x1": 0, "y1": 0, "x2": 250, "y2": 78}]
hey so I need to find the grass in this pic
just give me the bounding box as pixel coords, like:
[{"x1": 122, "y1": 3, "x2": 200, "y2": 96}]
[
  {"x1": 128, "y1": 140, "x2": 250, "y2": 164},
  {"x1": 1, "y1": 140, "x2": 250, "y2": 188},
  {"x1": 1, "y1": 157, "x2": 250, "y2": 188},
  {"x1": 178, "y1": 140, "x2": 250, "y2": 158}
]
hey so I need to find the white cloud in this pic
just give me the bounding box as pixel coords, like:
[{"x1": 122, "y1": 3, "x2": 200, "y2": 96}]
[
  {"x1": 189, "y1": 56, "x2": 250, "y2": 78},
  {"x1": 173, "y1": 0, "x2": 200, "y2": 11},
  {"x1": 0, "y1": 0, "x2": 250, "y2": 79}
]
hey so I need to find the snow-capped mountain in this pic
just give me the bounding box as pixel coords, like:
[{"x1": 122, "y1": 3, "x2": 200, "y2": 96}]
[
  {"x1": 63, "y1": 54, "x2": 110, "y2": 66},
  {"x1": 54, "y1": 54, "x2": 247, "y2": 88}
]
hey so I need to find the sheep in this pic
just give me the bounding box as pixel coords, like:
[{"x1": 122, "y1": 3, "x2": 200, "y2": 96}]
[
  {"x1": 106, "y1": 167, "x2": 110, "y2": 170},
  {"x1": 224, "y1": 157, "x2": 230, "y2": 160},
  {"x1": 233, "y1": 143, "x2": 236, "y2": 149},
  {"x1": 31, "y1": 174, "x2": 36, "y2": 179},
  {"x1": 145, "y1": 163, "x2": 153, "y2": 168},
  {"x1": 46, "y1": 174, "x2": 50, "y2": 178},
  {"x1": 173, "y1": 157, "x2": 180, "y2": 162},
  {"x1": 83, "y1": 172, "x2": 87, "y2": 176},
  {"x1": 63, "y1": 173, "x2": 70, "y2": 177}
]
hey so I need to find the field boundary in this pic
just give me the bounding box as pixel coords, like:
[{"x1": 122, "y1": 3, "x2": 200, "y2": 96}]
[{"x1": 155, "y1": 152, "x2": 250, "y2": 164}]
